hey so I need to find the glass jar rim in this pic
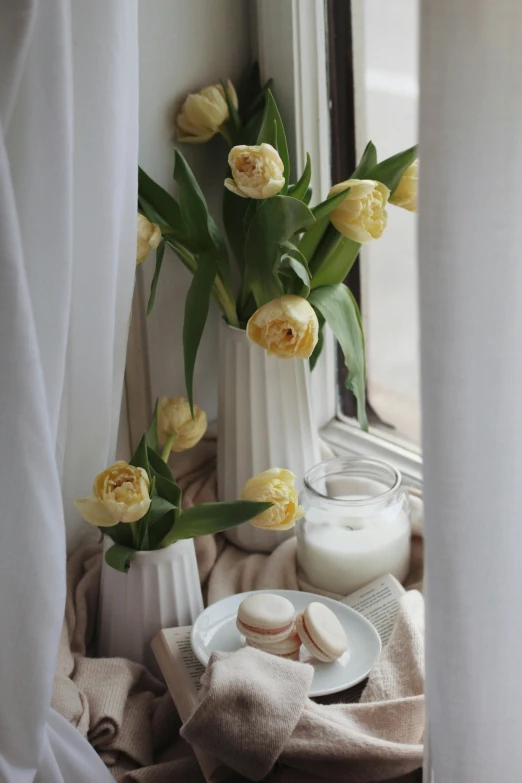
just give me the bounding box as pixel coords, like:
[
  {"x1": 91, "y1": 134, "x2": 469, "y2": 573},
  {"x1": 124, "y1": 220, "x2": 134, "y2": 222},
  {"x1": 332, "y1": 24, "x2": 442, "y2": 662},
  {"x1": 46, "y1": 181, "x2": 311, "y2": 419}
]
[{"x1": 303, "y1": 456, "x2": 402, "y2": 507}]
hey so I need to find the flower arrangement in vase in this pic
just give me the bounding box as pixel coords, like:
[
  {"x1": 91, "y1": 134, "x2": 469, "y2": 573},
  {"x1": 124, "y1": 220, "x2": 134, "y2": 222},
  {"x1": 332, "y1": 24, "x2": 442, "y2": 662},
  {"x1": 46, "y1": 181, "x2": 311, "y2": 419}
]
[
  {"x1": 137, "y1": 66, "x2": 417, "y2": 551},
  {"x1": 74, "y1": 393, "x2": 304, "y2": 665}
]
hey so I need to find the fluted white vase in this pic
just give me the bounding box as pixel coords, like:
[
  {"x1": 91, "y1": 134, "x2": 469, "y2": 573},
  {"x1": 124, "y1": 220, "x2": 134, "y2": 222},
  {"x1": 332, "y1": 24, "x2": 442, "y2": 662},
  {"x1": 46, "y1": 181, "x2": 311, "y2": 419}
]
[
  {"x1": 97, "y1": 537, "x2": 203, "y2": 675},
  {"x1": 218, "y1": 319, "x2": 321, "y2": 553}
]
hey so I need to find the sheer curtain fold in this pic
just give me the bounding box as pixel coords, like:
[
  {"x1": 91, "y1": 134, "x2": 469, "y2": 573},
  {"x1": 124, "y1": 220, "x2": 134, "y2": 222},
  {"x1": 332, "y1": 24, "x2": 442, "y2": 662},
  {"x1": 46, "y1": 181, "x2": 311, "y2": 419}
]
[
  {"x1": 0, "y1": 1, "x2": 138, "y2": 781},
  {"x1": 419, "y1": 0, "x2": 522, "y2": 780}
]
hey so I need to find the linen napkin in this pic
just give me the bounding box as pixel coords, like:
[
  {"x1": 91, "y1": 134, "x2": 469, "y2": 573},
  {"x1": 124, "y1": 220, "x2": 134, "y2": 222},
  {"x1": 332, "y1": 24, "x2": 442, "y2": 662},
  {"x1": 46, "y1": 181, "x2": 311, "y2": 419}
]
[{"x1": 182, "y1": 591, "x2": 424, "y2": 782}]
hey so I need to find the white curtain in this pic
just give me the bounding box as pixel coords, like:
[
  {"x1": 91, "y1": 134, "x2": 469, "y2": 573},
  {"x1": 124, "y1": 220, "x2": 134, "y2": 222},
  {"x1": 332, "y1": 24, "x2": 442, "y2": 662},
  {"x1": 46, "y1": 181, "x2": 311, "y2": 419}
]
[
  {"x1": 419, "y1": 1, "x2": 522, "y2": 780},
  {"x1": 0, "y1": 0, "x2": 138, "y2": 781}
]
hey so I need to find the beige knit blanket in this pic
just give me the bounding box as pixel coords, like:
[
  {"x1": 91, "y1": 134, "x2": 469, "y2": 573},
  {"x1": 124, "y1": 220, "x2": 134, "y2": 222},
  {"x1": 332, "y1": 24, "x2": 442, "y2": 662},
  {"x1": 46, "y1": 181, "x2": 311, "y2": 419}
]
[{"x1": 52, "y1": 439, "x2": 424, "y2": 782}]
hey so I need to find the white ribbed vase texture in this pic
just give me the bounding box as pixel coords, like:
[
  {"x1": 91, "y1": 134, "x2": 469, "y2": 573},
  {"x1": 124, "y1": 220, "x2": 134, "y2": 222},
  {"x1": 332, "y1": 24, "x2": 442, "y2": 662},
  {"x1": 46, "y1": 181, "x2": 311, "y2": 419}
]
[
  {"x1": 98, "y1": 537, "x2": 203, "y2": 674},
  {"x1": 218, "y1": 319, "x2": 321, "y2": 553}
]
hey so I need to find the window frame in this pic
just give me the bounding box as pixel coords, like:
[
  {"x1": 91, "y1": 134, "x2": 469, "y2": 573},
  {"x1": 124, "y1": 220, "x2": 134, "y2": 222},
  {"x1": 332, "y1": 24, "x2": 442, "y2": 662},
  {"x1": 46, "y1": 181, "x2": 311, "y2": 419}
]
[{"x1": 254, "y1": 0, "x2": 423, "y2": 485}]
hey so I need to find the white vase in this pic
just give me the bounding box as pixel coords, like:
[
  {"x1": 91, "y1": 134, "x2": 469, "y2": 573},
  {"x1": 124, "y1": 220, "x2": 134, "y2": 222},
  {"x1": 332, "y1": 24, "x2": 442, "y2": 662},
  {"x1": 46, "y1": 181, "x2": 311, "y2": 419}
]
[
  {"x1": 218, "y1": 319, "x2": 321, "y2": 553},
  {"x1": 97, "y1": 537, "x2": 203, "y2": 675}
]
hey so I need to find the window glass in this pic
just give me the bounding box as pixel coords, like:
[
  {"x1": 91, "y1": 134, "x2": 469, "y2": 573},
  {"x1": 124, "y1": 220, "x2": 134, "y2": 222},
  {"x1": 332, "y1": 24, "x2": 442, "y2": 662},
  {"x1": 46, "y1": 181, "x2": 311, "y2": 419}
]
[{"x1": 359, "y1": 0, "x2": 420, "y2": 446}]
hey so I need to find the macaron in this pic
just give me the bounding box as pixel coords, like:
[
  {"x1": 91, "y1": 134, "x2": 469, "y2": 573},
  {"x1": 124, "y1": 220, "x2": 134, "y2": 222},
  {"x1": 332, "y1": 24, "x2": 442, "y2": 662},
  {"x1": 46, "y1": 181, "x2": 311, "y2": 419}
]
[
  {"x1": 296, "y1": 602, "x2": 348, "y2": 663},
  {"x1": 247, "y1": 630, "x2": 302, "y2": 661},
  {"x1": 236, "y1": 593, "x2": 296, "y2": 645}
]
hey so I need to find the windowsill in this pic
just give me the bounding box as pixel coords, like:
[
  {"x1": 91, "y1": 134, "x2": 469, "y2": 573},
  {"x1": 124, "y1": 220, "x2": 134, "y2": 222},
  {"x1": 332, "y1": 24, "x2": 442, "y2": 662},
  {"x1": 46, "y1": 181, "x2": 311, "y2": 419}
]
[{"x1": 320, "y1": 416, "x2": 423, "y2": 491}]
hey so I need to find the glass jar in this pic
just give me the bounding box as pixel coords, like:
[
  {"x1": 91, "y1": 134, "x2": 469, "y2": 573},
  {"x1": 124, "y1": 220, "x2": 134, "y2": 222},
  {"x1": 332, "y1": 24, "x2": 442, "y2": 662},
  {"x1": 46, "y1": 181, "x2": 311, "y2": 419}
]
[{"x1": 297, "y1": 457, "x2": 411, "y2": 596}]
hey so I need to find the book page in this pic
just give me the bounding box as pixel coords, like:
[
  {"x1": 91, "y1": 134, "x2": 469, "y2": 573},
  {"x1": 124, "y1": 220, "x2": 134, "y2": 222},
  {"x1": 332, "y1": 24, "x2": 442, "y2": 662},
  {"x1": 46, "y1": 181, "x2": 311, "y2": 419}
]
[
  {"x1": 169, "y1": 627, "x2": 206, "y2": 696},
  {"x1": 343, "y1": 573, "x2": 405, "y2": 646},
  {"x1": 152, "y1": 627, "x2": 232, "y2": 783}
]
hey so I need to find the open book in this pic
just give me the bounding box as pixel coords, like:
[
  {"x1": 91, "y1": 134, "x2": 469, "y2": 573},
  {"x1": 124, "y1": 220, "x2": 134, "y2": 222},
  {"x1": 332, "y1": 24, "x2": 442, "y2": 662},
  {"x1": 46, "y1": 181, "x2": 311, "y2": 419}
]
[{"x1": 152, "y1": 573, "x2": 405, "y2": 783}]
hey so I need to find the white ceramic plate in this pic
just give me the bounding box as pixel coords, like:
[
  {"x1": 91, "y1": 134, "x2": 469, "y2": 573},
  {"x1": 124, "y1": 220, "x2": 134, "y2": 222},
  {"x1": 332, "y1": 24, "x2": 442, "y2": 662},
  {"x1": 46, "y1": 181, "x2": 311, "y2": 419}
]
[{"x1": 191, "y1": 589, "x2": 382, "y2": 697}]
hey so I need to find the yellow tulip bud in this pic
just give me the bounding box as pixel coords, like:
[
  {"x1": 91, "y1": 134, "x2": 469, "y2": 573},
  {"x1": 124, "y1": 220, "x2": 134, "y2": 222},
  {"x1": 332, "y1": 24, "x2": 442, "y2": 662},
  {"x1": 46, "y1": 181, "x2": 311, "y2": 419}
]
[
  {"x1": 242, "y1": 468, "x2": 304, "y2": 530},
  {"x1": 137, "y1": 213, "x2": 161, "y2": 264},
  {"x1": 74, "y1": 461, "x2": 151, "y2": 526},
  {"x1": 225, "y1": 143, "x2": 285, "y2": 199},
  {"x1": 389, "y1": 161, "x2": 418, "y2": 212},
  {"x1": 157, "y1": 397, "x2": 208, "y2": 452},
  {"x1": 246, "y1": 295, "x2": 319, "y2": 360},
  {"x1": 328, "y1": 179, "x2": 390, "y2": 244},
  {"x1": 177, "y1": 80, "x2": 238, "y2": 144}
]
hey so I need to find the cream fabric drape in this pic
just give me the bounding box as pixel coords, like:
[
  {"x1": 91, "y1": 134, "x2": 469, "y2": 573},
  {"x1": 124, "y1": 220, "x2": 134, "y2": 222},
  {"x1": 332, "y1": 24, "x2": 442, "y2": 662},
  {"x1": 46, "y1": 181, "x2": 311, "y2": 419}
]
[
  {"x1": 419, "y1": 1, "x2": 522, "y2": 779},
  {"x1": 0, "y1": 1, "x2": 138, "y2": 780}
]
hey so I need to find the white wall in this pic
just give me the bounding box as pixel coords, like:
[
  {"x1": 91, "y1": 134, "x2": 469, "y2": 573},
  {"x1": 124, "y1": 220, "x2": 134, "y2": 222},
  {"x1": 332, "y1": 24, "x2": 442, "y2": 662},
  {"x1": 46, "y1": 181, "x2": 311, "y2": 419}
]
[{"x1": 135, "y1": 0, "x2": 253, "y2": 436}]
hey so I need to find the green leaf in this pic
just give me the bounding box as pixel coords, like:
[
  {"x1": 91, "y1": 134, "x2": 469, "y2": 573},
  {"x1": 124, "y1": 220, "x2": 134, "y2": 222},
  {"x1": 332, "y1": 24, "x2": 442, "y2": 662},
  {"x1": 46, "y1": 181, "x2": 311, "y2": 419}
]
[
  {"x1": 365, "y1": 145, "x2": 417, "y2": 195},
  {"x1": 173, "y1": 150, "x2": 212, "y2": 247},
  {"x1": 243, "y1": 200, "x2": 258, "y2": 236},
  {"x1": 208, "y1": 217, "x2": 233, "y2": 294},
  {"x1": 309, "y1": 309, "x2": 325, "y2": 371},
  {"x1": 223, "y1": 186, "x2": 249, "y2": 273},
  {"x1": 148, "y1": 494, "x2": 178, "y2": 527},
  {"x1": 309, "y1": 284, "x2": 368, "y2": 430},
  {"x1": 238, "y1": 62, "x2": 263, "y2": 122},
  {"x1": 281, "y1": 258, "x2": 310, "y2": 296},
  {"x1": 280, "y1": 240, "x2": 311, "y2": 271},
  {"x1": 310, "y1": 229, "x2": 361, "y2": 289},
  {"x1": 351, "y1": 141, "x2": 377, "y2": 179},
  {"x1": 147, "y1": 240, "x2": 165, "y2": 315},
  {"x1": 298, "y1": 214, "x2": 330, "y2": 263},
  {"x1": 303, "y1": 186, "x2": 313, "y2": 206},
  {"x1": 279, "y1": 241, "x2": 311, "y2": 296},
  {"x1": 288, "y1": 153, "x2": 311, "y2": 201},
  {"x1": 220, "y1": 79, "x2": 241, "y2": 136},
  {"x1": 105, "y1": 544, "x2": 136, "y2": 574},
  {"x1": 174, "y1": 150, "x2": 233, "y2": 294},
  {"x1": 244, "y1": 196, "x2": 315, "y2": 306},
  {"x1": 160, "y1": 501, "x2": 273, "y2": 546},
  {"x1": 242, "y1": 107, "x2": 265, "y2": 145},
  {"x1": 147, "y1": 446, "x2": 175, "y2": 482},
  {"x1": 256, "y1": 90, "x2": 290, "y2": 193},
  {"x1": 147, "y1": 509, "x2": 177, "y2": 550},
  {"x1": 183, "y1": 251, "x2": 218, "y2": 413},
  {"x1": 146, "y1": 400, "x2": 160, "y2": 454},
  {"x1": 311, "y1": 186, "x2": 351, "y2": 221},
  {"x1": 147, "y1": 448, "x2": 182, "y2": 510},
  {"x1": 298, "y1": 188, "x2": 351, "y2": 265},
  {"x1": 103, "y1": 522, "x2": 134, "y2": 548},
  {"x1": 154, "y1": 473, "x2": 182, "y2": 509},
  {"x1": 138, "y1": 167, "x2": 185, "y2": 235},
  {"x1": 130, "y1": 434, "x2": 151, "y2": 480},
  {"x1": 136, "y1": 476, "x2": 156, "y2": 549}
]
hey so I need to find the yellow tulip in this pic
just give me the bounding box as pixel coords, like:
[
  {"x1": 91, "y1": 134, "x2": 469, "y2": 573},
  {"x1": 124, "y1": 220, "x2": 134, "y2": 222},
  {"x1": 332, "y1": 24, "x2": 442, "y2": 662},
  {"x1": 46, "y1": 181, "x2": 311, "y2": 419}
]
[
  {"x1": 247, "y1": 295, "x2": 319, "y2": 360},
  {"x1": 328, "y1": 179, "x2": 390, "y2": 244},
  {"x1": 136, "y1": 213, "x2": 161, "y2": 263},
  {"x1": 225, "y1": 143, "x2": 285, "y2": 199},
  {"x1": 389, "y1": 161, "x2": 418, "y2": 212},
  {"x1": 75, "y1": 461, "x2": 151, "y2": 526},
  {"x1": 242, "y1": 468, "x2": 304, "y2": 530},
  {"x1": 157, "y1": 397, "x2": 208, "y2": 453},
  {"x1": 177, "y1": 80, "x2": 238, "y2": 144}
]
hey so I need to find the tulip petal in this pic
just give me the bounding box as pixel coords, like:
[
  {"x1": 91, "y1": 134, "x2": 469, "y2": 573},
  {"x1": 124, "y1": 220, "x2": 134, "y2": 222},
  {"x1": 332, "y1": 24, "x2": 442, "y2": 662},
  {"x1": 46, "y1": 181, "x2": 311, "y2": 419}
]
[
  {"x1": 74, "y1": 496, "x2": 117, "y2": 527},
  {"x1": 224, "y1": 178, "x2": 247, "y2": 198}
]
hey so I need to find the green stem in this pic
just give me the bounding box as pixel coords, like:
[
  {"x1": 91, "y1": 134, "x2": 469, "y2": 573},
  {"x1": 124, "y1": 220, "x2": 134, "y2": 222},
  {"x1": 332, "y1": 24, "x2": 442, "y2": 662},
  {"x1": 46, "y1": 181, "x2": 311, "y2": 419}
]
[
  {"x1": 166, "y1": 238, "x2": 239, "y2": 327},
  {"x1": 308, "y1": 225, "x2": 343, "y2": 277},
  {"x1": 130, "y1": 521, "x2": 140, "y2": 549},
  {"x1": 219, "y1": 125, "x2": 234, "y2": 147},
  {"x1": 161, "y1": 434, "x2": 175, "y2": 463},
  {"x1": 214, "y1": 275, "x2": 240, "y2": 327},
  {"x1": 166, "y1": 237, "x2": 197, "y2": 273}
]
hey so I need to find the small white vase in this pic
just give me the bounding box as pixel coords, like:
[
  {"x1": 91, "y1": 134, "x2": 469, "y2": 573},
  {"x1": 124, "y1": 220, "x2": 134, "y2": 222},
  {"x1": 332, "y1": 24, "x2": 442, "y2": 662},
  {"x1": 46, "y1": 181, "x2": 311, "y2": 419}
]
[
  {"x1": 218, "y1": 319, "x2": 321, "y2": 553},
  {"x1": 97, "y1": 537, "x2": 203, "y2": 674}
]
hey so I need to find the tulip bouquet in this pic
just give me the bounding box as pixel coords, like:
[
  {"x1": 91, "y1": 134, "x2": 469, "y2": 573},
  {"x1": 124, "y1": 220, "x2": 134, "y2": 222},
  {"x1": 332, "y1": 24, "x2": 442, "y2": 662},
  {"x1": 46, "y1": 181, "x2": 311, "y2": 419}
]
[
  {"x1": 75, "y1": 395, "x2": 304, "y2": 572},
  {"x1": 137, "y1": 67, "x2": 417, "y2": 429}
]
